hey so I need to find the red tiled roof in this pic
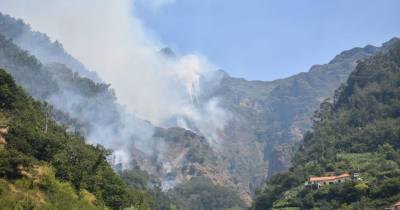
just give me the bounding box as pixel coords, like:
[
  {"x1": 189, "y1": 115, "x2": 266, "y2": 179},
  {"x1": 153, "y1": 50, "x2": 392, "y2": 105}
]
[
  {"x1": 309, "y1": 173, "x2": 351, "y2": 182},
  {"x1": 309, "y1": 176, "x2": 336, "y2": 182}
]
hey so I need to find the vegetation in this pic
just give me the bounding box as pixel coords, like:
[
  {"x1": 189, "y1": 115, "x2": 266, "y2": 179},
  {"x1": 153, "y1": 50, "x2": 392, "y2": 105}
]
[
  {"x1": 119, "y1": 168, "x2": 180, "y2": 210},
  {"x1": 0, "y1": 29, "x2": 180, "y2": 210},
  {"x1": 3, "y1": 11, "x2": 400, "y2": 210},
  {"x1": 0, "y1": 12, "x2": 100, "y2": 81},
  {"x1": 0, "y1": 68, "x2": 153, "y2": 209},
  {"x1": 3, "y1": 9, "x2": 399, "y2": 210},
  {"x1": 252, "y1": 40, "x2": 400, "y2": 209},
  {"x1": 0, "y1": 165, "x2": 102, "y2": 210},
  {"x1": 168, "y1": 177, "x2": 246, "y2": 210}
]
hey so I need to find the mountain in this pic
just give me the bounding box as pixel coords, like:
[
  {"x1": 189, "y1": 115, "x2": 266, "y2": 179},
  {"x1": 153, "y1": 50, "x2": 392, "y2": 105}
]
[
  {"x1": 0, "y1": 12, "x2": 100, "y2": 81},
  {"x1": 199, "y1": 38, "x2": 399, "y2": 198},
  {"x1": 147, "y1": 39, "x2": 398, "y2": 205},
  {"x1": 0, "y1": 68, "x2": 153, "y2": 209},
  {"x1": 0, "y1": 14, "x2": 244, "y2": 209},
  {"x1": 252, "y1": 39, "x2": 400, "y2": 209},
  {"x1": 1, "y1": 11, "x2": 399, "y2": 209}
]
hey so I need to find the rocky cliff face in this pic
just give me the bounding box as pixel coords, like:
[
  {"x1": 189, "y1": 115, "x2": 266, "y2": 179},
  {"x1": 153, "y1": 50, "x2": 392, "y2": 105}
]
[{"x1": 134, "y1": 127, "x2": 229, "y2": 189}]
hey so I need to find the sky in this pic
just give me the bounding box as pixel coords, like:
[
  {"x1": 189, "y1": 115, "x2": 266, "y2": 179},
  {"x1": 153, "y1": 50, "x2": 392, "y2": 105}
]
[{"x1": 135, "y1": 0, "x2": 400, "y2": 81}]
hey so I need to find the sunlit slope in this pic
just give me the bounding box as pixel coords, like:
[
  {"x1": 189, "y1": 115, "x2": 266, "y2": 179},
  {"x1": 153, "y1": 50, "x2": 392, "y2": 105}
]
[{"x1": 252, "y1": 39, "x2": 400, "y2": 210}]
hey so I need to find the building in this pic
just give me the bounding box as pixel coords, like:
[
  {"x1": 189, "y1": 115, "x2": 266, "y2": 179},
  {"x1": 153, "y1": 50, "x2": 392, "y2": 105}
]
[{"x1": 305, "y1": 173, "x2": 351, "y2": 189}]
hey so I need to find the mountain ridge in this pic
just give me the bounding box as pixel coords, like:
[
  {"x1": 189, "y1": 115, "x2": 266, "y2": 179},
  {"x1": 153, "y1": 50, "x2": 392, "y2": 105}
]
[
  {"x1": 202, "y1": 37, "x2": 399, "y2": 197},
  {"x1": 0, "y1": 12, "x2": 100, "y2": 81},
  {"x1": 252, "y1": 38, "x2": 400, "y2": 210},
  {"x1": 0, "y1": 11, "x2": 399, "y2": 209}
]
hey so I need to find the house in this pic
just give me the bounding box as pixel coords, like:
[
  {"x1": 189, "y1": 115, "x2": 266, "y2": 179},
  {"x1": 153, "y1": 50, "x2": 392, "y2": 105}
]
[{"x1": 305, "y1": 173, "x2": 352, "y2": 189}]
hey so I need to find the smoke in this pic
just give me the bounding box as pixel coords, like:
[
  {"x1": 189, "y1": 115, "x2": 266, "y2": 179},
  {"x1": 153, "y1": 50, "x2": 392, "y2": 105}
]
[
  {"x1": 0, "y1": 0, "x2": 230, "y2": 166},
  {"x1": 137, "y1": 0, "x2": 176, "y2": 11}
]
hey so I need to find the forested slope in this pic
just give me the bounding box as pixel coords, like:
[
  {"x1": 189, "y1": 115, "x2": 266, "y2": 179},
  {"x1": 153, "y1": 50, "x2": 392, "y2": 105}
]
[
  {"x1": 252, "y1": 40, "x2": 400, "y2": 209},
  {"x1": 0, "y1": 69, "x2": 153, "y2": 209},
  {"x1": 0, "y1": 19, "x2": 243, "y2": 210},
  {"x1": 0, "y1": 12, "x2": 100, "y2": 81},
  {"x1": 202, "y1": 38, "x2": 398, "y2": 198}
]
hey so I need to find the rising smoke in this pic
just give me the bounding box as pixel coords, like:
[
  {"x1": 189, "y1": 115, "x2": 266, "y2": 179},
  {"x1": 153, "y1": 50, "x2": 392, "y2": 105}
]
[{"x1": 0, "y1": 0, "x2": 230, "y2": 173}]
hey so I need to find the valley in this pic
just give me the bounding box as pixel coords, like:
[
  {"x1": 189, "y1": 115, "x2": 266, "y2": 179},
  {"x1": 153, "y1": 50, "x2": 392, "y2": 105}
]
[{"x1": 0, "y1": 5, "x2": 399, "y2": 210}]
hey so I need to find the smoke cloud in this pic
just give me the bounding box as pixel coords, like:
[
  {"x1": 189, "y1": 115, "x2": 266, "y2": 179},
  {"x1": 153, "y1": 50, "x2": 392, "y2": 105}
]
[
  {"x1": 0, "y1": 0, "x2": 230, "y2": 168},
  {"x1": 138, "y1": 0, "x2": 176, "y2": 11}
]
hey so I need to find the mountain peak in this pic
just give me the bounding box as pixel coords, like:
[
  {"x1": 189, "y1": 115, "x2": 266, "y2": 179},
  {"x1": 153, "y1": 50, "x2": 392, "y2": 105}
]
[
  {"x1": 382, "y1": 37, "x2": 400, "y2": 49},
  {"x1": 159, "y1": 47, "x2": 177, "y2": 59}
]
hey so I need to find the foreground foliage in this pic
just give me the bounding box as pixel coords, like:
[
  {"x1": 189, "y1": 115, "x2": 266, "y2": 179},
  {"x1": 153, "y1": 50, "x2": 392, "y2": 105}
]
[
  {"x1": 0, "y1": 69, "x2": 153, "y2": 209},
  {"x1": 252, "y1": 41, "x2": 400, "y2": 209}
]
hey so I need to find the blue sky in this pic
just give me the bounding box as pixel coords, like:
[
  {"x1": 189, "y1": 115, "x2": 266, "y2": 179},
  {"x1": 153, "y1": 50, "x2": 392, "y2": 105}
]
[{"x1": 135, "y1": 0, "x2": 400, "y2": 81}]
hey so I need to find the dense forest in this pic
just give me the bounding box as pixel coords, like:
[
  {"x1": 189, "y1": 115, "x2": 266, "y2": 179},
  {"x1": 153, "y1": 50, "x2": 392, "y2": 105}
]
[
  {"x1": 168, "y1": 177, "x2": 245, "y2": 210},
  {"x1": 0, "y1": 68, "x2": 154, "y2": 209},
  {"x1": 252, "y1": 40, "x2": 400, "y2": 209}
]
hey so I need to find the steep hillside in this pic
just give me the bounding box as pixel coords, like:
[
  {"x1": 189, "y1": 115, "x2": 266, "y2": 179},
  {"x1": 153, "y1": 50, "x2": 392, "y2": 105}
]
[
  {"x1": 0, "y1": 12, "x2": 100, "y2": 81},
  {"x1": 0, "y1": 18, "x2": 243, "y2": 208},
  {"x1": 119, "y1": 127, "x2": 246, "y2": 209},
  {"x1": 205, "y1": 38, "x2": 398, "y2": 195},
  {"x1": 252, "y1": 40, "x2": 400, "y2": 209},
  {"x1": 0, "y1": 32, "x2": 120, "y2": 146},
  {"x1": 1, "y1": 10, "x2": 398, "y2": 208},
  {"x1": 0, "y1": 69, "x2": 153, "y2": 209}
]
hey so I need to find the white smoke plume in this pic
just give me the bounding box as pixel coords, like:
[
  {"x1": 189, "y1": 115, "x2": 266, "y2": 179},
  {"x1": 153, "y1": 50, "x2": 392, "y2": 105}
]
[
  {"x1": 0, "y1": 0, "x2": 230, "y2": 166},
  {"x1": 137, "y1": 0, "x2": 176, "y2": 11}
]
